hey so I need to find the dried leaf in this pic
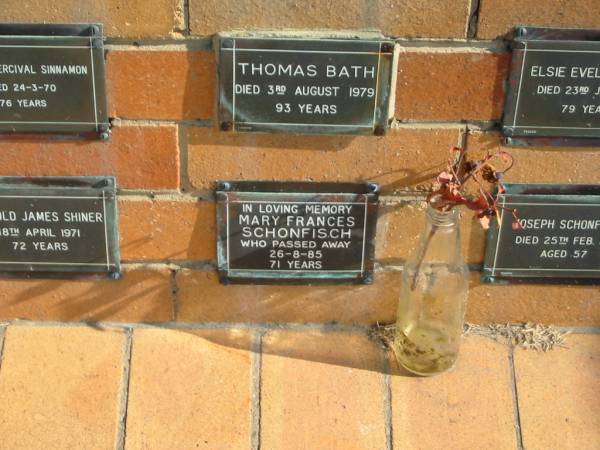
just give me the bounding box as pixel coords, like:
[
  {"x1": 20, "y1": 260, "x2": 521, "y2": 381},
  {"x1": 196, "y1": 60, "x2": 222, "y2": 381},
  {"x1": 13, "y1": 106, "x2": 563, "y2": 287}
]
[
  {"x1": 479, "y1": 215, "x2": 491, "y2": 229},
  {"x1": 437, "y1": 171, "x2": 454, "y2": 183}
]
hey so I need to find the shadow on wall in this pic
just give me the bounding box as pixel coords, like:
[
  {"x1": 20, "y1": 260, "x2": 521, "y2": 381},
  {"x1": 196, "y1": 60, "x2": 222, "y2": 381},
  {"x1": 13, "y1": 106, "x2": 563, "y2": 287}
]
[
  {"x1": 186, "y1": 126, "x2": 358, "y2": 151},
  {"x1": 0, "y1": 270, "x2": 172, "y2": 322},
  {"x1": 369, "y1": 160, "x2": 445, "y2": 193}
]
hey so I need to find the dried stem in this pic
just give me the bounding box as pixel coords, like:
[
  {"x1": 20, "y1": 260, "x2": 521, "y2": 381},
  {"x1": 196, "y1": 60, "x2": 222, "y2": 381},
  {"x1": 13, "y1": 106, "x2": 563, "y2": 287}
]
[{"x1": 410, "y1": 225, "x2": 436, "y2": 291}]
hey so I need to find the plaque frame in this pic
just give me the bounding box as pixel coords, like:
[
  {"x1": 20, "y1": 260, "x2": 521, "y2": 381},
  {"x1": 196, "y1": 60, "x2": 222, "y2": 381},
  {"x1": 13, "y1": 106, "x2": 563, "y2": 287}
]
[
  {"x1": 503, "y1": 26, "x2": 600, "y2": 147},
  {"x1": 216, "y1": 181, "x2": 380, "y2": 284},
  {"x1": 0, "y1": 176, "x2": 121, "y2": 279},
  {"x1": 0, "y1": 23, "x2": 110, "y2": 139},
  {"x1": 215, "y1": 33, "x2": 396, "y2": 136},
  {"x1": 483, "y1": 183, "x2": 600, "y2": 284}
]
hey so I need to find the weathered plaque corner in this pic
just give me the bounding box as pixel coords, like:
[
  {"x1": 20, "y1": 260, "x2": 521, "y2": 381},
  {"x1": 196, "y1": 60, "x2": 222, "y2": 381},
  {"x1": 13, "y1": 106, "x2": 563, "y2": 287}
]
[{"x1": 216, "y1": 180, "x2": 379, "y2": 284}]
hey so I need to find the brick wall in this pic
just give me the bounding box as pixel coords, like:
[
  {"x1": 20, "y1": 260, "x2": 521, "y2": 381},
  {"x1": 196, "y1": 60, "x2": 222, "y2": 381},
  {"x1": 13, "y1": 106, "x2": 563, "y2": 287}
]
[{"x1": 0, "y1": 1, "x2": 598, "y2": 326}]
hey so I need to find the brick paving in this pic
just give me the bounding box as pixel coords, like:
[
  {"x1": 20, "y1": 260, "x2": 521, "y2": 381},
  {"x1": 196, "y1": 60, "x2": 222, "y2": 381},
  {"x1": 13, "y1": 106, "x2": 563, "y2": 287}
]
[{"x1": 0, "y1": 322, "x2": 598, "y2": 449}]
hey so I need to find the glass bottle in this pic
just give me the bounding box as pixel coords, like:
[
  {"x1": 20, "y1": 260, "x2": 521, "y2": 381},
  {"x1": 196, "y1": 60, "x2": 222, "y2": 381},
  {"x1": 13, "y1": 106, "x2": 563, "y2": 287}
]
[{"x1": 392, "y1": 205, "x2": 469, "y2": 376}]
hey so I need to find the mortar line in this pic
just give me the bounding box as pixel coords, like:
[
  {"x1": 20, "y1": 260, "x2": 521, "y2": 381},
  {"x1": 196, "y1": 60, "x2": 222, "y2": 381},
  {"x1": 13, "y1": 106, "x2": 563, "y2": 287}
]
[
  {"x1": 115, "y1": 328, "x2": 134, "y2": 450},
  {"x1": 382, "y1": 356, "x2": 394, "y2": 450},
  {"x1": 177, "y1": 121, "x2": 193, "y2": 193},
  {"x1": 118, "y1": 261, "x2": 483, "y2": 273},
  {"x1": 458, "y1": 124, "x2": 469, "y2": 149},
  {"x1": 0, "y1": 324, "x2": 7, "y2": 375},
  {"x1": 115, "y1": 192, "x2": 422, "y2": 203},
  {"x1": 105, "y1": 38, "x2": 504, "y2": 52},
  {"x1": 116, "y1": 189, "x2": 214, "y2": 200},
  {"x1": 466, "y1": 0, "x2": 481, "y2": 39},
  {"x1": 169, "y1": 269, "x2": 179, "y2": 321},
  {"x1": 5, "y1": 320, "x2": 372, "y2": 332},
  {"x1": 508, "y1": 347, "x2": 525, "y2": 450},
  {"x1": 6, "y1": 320, "x2": 600, "y2": 335},
  {"x1": 105, "y1": 39, "x2": 212, "y2": 49},
  {"x1": 114, "y1": 116, "x2": 497, "y2": 130},
  {"x1": 182, "y1": 0, "x2": 190, "y2": 36},
  {"x1": 113, "y1": 118, "x2": 213, "y2": 127},
  {"x1": 120, "y1": 261, "x2": 216, "y2": 270},
  {"x1": 116, "y1": 192, "x2": 204, "y2": 201},
  {"x1": 557, "y1": 326, "x2": 600, "y2": 334},
  {"x1": 251, "y1": 330, "x2": 265, "y2": 450}
]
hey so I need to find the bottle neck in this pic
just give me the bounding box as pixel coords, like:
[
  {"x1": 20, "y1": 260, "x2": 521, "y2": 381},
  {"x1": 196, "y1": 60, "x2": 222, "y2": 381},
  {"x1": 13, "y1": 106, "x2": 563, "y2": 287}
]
[
  {"x1": 426, "y1": 205, "x2": 459, "y2": 228},
  {"x1": 417, "y1": 206, "x2": 462, "y2": 263}
]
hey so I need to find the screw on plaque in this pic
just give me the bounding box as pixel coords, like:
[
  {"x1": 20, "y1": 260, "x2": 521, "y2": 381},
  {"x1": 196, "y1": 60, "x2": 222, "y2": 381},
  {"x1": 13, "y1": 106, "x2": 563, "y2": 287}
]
[
  {"x1": 374, "y1": 125, "x2": 386, "y2": 136},
  {"x1": 367, "y1": 182, "x2": 380, "y2": 194},
  {"x1": 219, "y1": 181, "x2": 231, "y2": 191},
  {"x1": 504, "y1": 127, "x2": 514, "y2": 136},
  {"x1": 91, "y1": 25, "x2": 100, "y2": 36},
  {"x1": 222, "y1": 39, "x2": 234, "y2": 48},
  {"x1": 220, "y1": 121, "x2": 233, "y2": 131},
  {"x1": 93, "y1": 178, "x2": 111, "y2": 188},
  {"x1": 98, "y1": 124, "x2": 110, "y2": 140},
  {"x1": 380, "y1": 42, "x2": 394, "y2": 53}
]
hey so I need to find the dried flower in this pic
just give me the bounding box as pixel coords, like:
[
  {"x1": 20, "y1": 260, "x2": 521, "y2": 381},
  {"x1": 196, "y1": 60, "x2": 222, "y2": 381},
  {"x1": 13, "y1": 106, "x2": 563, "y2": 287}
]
[{"x1": 427, "y1": 146, "x2": 517, "y2": 229}]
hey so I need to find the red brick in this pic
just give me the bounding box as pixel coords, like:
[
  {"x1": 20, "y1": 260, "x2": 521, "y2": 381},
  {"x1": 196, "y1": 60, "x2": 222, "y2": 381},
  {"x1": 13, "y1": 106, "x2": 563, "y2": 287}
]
[
  {"x1": 125, "y1": 329, "x2": 252, "y2": 449},
  {"x1": 467, "y1": 276, "x2": 600, "y2": 326},
  {"x1": 261, "y1": 330, "x2": 386, "y2": 450},
  {"x1": 190, "y1": 0, "x2": 470, "y2": 38},
  {"x1": 119, "y1": 198, "x2": 215, "y2": 261},
  {"x1": 515, "y1": 334, "x2": 600, "y2": 449},
  {"x1": 177, "y1": 269, "x2": 600, "y2": 326},
  {"x1": 107, "y1": 50, "x2": 215, "y2": 120},
  {"x1": 478, "y1": 0, "x2": 600, "y2": 39},
  {"x1": 186, "y1": 127, "x2": 462, "y2": 194},
  {"x1": 0, "y1": 0, "x2": 182, "y2": 38},
  {"x1": 466, "y1": 131, "x2": 600, "y2": 185},
  {"x1": 395, "y1": 51, "x2": 510, "y2": 121},
  {"x1": 176, "y1": 269, "x2": 400, "y2": 324},
  {"x1": 0, "y1": 326, "x2": 124, "y2": 448},
  {"x1": 376, "y1": 201, "x2": 486, "y2": 264},
  {"x1": 391, "y1": 336, "x2": 516, "y2": 449},
  {"x1": 0, "y1": 125, "x2": 179, "y2": 190},
  {"x1": 0, "y1": 268, "x2": 172, "y2": 322}
]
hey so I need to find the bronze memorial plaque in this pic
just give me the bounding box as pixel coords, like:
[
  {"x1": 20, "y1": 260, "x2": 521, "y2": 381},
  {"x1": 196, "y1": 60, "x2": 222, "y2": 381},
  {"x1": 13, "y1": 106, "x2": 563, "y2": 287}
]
[
  {"x1": 216, "y1": 181, "x2": 379, "y2": 284},
  {"x1": 0, "y1": 177, "x2": 120, "y2": 277},
  {"x1": 483, "y1": 183, "x2": 600, "y2": 283},
  {"x1": 503, "y1": 27, "x2": 600, "y2": 146},
  {"x1": 217, "y1": 35, "x2": 395, "y2": 135},
  {"x1": 0, "y1": 23, "x2": 109, "y2": 138}
]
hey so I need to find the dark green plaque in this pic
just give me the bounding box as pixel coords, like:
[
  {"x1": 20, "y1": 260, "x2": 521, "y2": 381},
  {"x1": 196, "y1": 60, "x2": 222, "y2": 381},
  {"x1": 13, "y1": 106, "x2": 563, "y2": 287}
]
[
  {"x1": 0, "y1": 24, "x2": 109, "y2": 138},
  {"x1": 483, "y1": 183, "x2": 600, "y2": 283},
  {"x1": 503, "y1": 27, "x2": 600, "y2": 146},
  {"x1": 0, "y1": 177, "x2": 120, "y2": 277},
  {"x1": 216, "y1": 181, "x2": 379, "y2": 284},
  {"x1": 217, "y1": 35, "x2": 395, "y2": 135}
]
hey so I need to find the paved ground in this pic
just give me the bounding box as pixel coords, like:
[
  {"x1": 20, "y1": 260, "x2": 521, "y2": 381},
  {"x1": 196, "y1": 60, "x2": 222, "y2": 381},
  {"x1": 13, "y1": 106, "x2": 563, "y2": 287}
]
[{"x1": 0, "y1": 322, "x2": 597, "y2": 450}]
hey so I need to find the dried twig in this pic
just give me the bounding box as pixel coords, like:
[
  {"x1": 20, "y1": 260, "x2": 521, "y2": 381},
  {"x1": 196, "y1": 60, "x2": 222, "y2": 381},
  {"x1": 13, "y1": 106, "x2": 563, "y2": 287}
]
[
  {"x1": 464, "y1": 323, "x2": 569, "y2": 351},
  {"x1": 369, "y1": 323, "x2": 569, "y2": 352}
]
